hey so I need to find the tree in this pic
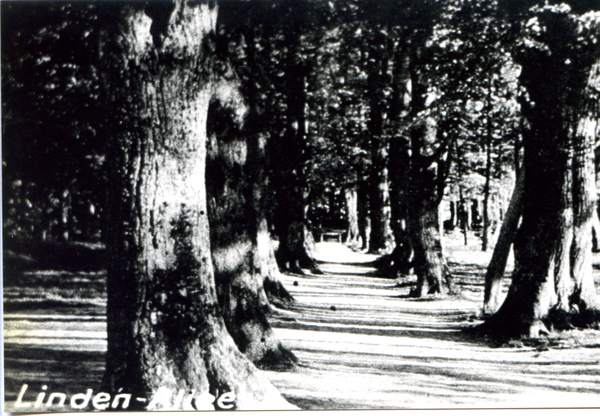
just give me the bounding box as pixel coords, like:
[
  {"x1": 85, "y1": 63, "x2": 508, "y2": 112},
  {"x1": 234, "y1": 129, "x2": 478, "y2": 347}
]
[
  {"x1": 476, "y1": 2, "x2": 600, "y2": 341},
  {"x1": 206, "y1": 83, "x2": 297, "y2": 370},
  {"x1": 483, "y1": 167, "x2": 524, "y2": 315},
  {"x1": 207, "y1": 2, "x2": 297, "y2": 371},
  {"x1": 2, "y1": 2, "x2": 105, "y2": 243},
  {"x1": 216, "y1": 2, "x2": 300, "y2": 304},
  {"x1": 379, "y1": 0, "x2": 460, "y2": 296},
  {"x1": 568, "y1": 58, "x2": 600, "y2": 322},
  {"x1": 101, "y1": 1, "x2": 293, "y2": 409},
  {"x1": 365, "y1": 28, "x2": 394, "y2": 254},
  {"x1": 389, "y1": 0, "x2": 519, "y2": 296},
  {"x1": 244, "y1": 1, "x2": 326, "y2": 275},
  {"x1": 302, "y1": 10, "x2": 371, "y2": 250}
]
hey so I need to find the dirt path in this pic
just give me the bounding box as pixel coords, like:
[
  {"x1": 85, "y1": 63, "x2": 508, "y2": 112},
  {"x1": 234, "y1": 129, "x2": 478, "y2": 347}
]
[
  {"x1": 264, "y1": 243, "x2": 600, "y2": 409},
  {"x1": 4, "y1": 242, "x2": 600, "y2": 411}
]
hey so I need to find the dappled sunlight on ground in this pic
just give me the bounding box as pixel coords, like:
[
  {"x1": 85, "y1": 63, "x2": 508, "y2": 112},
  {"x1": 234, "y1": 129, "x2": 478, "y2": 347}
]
[
  {"x1": 4, "y1": 238, "x2": 600, "y2": 411},
  {"x1": 267, "y1": 266, "x2": 600, "y2": 409},
  {"x1": 313, "y1": 242, "x2": 380, "y2": 264},
  {"x1": 443, "y1": 229, "x2": 514, "y2": 269},
  {"x1": 266, "y1": 239, "x2": 600, "y2": 409}
]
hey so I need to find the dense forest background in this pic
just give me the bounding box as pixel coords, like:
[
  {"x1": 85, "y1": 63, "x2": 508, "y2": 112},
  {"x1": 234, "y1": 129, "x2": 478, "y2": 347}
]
[{"x1": 2, "y1": 0, "x2": 524, "y2": 249}]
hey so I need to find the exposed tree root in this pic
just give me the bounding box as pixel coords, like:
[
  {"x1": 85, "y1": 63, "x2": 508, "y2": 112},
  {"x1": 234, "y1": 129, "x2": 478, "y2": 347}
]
[
  {"x1": 254, "y1": 342, "x2": 299, "y2": 372},
  {"x1": 465, "y1": 305, "x2": 600, "y2": 346},
  {"x1": 263, "y1": 274, "x2": 295, "y2": 308},
  {"x1": 277, "y1": 251, "x2": 323, "y2": 275},
  {"x1": 219, "y1": 270, "x2": 298, "y2": 372},
  {"x1": 372, "y1": 246, "x2": 413, "y2": 279}
]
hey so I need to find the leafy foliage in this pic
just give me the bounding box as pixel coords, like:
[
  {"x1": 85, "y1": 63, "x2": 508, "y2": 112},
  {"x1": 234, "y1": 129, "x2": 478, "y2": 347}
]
[{"x1": 2, "y1": 2, "x2": 105, "y2": 241}]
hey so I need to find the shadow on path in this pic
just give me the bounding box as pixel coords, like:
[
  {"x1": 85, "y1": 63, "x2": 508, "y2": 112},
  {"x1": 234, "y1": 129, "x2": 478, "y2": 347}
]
[{"x1": 4, "y1": 241, "x2": 600, "y2": 411}]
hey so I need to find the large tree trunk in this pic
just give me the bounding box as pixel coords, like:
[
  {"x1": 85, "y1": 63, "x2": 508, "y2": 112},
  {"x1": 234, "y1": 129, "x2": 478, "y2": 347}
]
[
  {"x1": 272, "y1": 30, "x2": 321, "y2": 275},
  {"x1": 483, "y1": 168, "x2": 524, "y2": 315},
  {"x1": 237, "y1": 30, "x2": 295, "y2": 307},
  {"x1": 482, "y1": 126, "x2": 492, "y2": 251},
  {"x1": 569, "y1": 61, "x2": 600, "y2": 320},
  {"x1": 408, "y1": 200, "x2": 457, "y2": 297},
  {"x1": 405, "y1": 121, "x2": 458, "y2": 297},
  {"x1": 381, "y1": 134, "x2": 413, "y2": 278},
  {"x1": 206, "y1": 86, "x2": 296, "y2": 371},
  {"x1": 239, "y1": 28, "x2": 295, "y2": 361},
  {"x1": 475, "y1": 16, "x2": 600, "y2": 341},
  {"x1": 102, "y1": 3, "x2": 293, "y2": 409},
  {"x1": 384, "y1": 32, "x2": 455, "y2": 294},
  {"x1": 344, "y1": 188, "x2": 360, "y2": 248},
  {"x1": 357, "y1": 179, "x2": 370, "y2": 250},
  {"x1": 404, "y1": 37, "x2": 457, "y2": 297},
  {"x1": 367, "y1": 33, "x2": 392, "y2": 254},
  {"x1": 382, "y1": 39, "x2": 413, "y2": 278},
  {"x1": 550, "y1": 147, "x2": 573, "y2": 317},
  {"x1": 480, "y1": 117, "x2": 567, "y2": 339}
]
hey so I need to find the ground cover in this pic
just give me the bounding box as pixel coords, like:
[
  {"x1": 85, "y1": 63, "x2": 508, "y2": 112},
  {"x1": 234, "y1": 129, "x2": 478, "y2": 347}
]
[{"x1": 4, "y1": 233, "x2": 600, "y2": 411}]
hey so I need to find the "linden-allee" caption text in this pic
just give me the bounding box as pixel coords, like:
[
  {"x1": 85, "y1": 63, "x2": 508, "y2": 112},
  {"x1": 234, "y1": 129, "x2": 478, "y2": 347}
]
[{"x1": 14, "y1": 384, "x2": 236, "y2": 410}]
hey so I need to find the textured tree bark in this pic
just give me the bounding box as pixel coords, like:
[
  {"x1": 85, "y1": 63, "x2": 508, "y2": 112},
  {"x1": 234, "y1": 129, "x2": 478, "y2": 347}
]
[
  {"x1": 475, "y1": 15, "x2": 600, "y2": 340},
  {"x1": 102, "y1": 2, "x2": 293, "y2": 409},
  {"x1": 345, "y1": 188, "x2": 360, "y2": 248},
  {"x1": 405, "y1": 122, "x2": 457, "y2": 297},
  {"x1": 408, "y1": 201, "x2": 457, "y2": 297},
  {"x1": 569, "y1": 60, "x2": 600, "y2": 318},
  {"x1": 206, "y1": 88, "x2": 296, "y2": 371},
  {"x1": 272, "y1": 30, "x2": 321, "y2": 275},
  {"x1": 480, "y1": 128, "x2": 566, "y2": 338},
  {"x1": 483, "y1": 168, "x2": 524, "y2": 315},
  {"x1": 551, "y1": 149, "x2": 573, "y2": 316},
  {"x1": 367, "y1": 33, "x2": 392, "y2": 254},
  {"x1": 480, "y1": 89, "x2": 599, "y2": 340},
  {"x1": 482, "y1": 123, "x2": 492, "y2": 251},
  {"x1": 357, "y1": 179, "x2": 370, "y2": 250},
  {"x1": 404, "y1": 37, "x2": 457, "y2": 296},
  {"x1": 383, "y1": 33, "x2": 455, "y2": 294}
]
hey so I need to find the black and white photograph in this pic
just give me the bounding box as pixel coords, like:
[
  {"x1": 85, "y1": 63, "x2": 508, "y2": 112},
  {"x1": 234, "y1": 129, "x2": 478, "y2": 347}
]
[{"x1": 3, "y1": 0, "x2": 600, "y2": 412}]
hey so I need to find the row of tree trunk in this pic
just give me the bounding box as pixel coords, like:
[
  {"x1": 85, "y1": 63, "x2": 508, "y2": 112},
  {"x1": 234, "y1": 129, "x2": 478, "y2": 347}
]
[
  {"x1": 101, "y1": 2, "x2": 297, "y2": 409},
  {"x1": 477, "y1": 23, "x2": 600, "y2": 339},
  {"x1": 99, "y1": 0, "x2": 600, "y2": 409},
  {"x1": 376, "y1": 28, "x2": 459, "y2": 297},
  {"x1": 359, "y1": 4, "x2": 600, "y2": 341}
]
